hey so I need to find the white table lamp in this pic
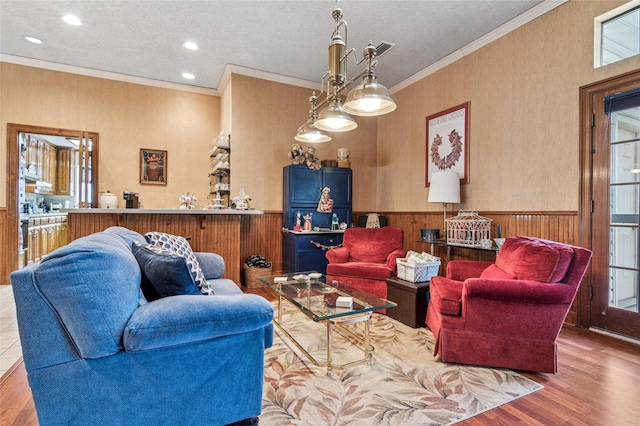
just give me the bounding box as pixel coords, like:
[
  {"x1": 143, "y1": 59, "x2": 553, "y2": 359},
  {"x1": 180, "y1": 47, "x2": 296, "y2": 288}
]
[{"x1": 428, "y1": 171, "x2": 461, "y2": 234}]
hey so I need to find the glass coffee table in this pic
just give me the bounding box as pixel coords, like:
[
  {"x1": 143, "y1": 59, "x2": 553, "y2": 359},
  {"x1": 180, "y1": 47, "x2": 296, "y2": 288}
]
[{"x1": 258, "y1": 271, "x2": 397, "y2": 376}]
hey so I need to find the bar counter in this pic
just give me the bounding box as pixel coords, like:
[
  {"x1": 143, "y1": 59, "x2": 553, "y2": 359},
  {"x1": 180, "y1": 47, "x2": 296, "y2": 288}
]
[
  {"x1": 64, "y1": 208, "x2": 264, "y2": 284},
  {"x1": 65, "y1": 208, "x2": 263, "y2": 215}
]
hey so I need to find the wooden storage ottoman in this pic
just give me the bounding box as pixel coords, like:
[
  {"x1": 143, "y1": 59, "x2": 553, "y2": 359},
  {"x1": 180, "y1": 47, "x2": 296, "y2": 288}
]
[{"x1": 386, "y1": 277, "x2": 430, "y2": 328}]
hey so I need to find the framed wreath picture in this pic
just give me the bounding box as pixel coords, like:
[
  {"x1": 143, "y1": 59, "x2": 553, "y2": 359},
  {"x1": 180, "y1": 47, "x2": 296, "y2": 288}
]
[
  {"x1": 140, "y1": 149, "x2": 167, "y2": 185},
  {"x1": 425, "y1": 102, "x2": 469, "y2": 186}
]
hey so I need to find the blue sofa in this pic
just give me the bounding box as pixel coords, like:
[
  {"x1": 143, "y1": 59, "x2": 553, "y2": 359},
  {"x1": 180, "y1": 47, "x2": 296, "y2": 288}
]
[{"x1": 10, "y1": 226, "x2": 274, "y2": 426}]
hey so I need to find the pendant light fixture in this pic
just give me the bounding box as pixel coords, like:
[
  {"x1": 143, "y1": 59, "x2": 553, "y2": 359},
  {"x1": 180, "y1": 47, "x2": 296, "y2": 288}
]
[
  {"x1": 293, "y1": 0, "x2": 396, "y2": 141},
  {"x1": 295, "y1": 94, "x2": 332, "y2": 143},
  {"x1": 314, "y1": 96, "x2": 358, "y2": 132},
  {"x1": 343, "y1": 46, "x2": 397, "y2": 116}
]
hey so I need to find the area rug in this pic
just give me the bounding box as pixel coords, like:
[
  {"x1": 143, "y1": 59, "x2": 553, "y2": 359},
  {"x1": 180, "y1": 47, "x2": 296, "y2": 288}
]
[{"x1": 261, "y1": 303, "x2": 542, "y2": 425}]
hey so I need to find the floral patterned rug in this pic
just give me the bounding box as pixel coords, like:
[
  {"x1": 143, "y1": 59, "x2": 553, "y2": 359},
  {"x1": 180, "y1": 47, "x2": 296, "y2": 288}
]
[{"x1": 261, "y1": 305, "x2": 542, "y2": 425}]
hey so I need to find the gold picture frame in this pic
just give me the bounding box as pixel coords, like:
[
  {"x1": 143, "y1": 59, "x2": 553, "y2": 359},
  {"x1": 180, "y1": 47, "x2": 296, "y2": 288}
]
[{"x1": 140, "y1": 149, "x2": 167, "y2": 185}]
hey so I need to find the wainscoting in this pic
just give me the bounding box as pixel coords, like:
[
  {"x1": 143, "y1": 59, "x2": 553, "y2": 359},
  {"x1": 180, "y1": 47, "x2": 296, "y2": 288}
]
[
  {"x1": 369, "y1": 211, "x2": 582, "y2": 324},
  {"x1": 238, "y1": 210, "x2": 581, "y2": 323},
  {"x1": 2, "y1": 209, "x2": 581, "y2": 322}
]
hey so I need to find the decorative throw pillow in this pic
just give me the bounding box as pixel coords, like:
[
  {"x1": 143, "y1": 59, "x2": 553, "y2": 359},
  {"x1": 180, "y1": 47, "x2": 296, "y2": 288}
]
[
  {"x1": 479, "y1": 264, "x2": 517, "y2": 280},
  {"x1": 495, "y1": 236, "x2": 560, "y2": 282},
  {"x1": 548, "y1": 244, "x2": 575, "y2": 283},
  {"x1": 144, "y1": 232, "x2": 215, "y2": 296},
  {"x1": 132, "y1": 242, "x2": 201, "y2": 301}
]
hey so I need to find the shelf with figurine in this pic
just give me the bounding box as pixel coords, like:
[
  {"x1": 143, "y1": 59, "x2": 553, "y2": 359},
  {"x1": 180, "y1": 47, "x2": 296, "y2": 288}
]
[{"x1": 208, "y1": 132, "x2": 231, "y2": 207}]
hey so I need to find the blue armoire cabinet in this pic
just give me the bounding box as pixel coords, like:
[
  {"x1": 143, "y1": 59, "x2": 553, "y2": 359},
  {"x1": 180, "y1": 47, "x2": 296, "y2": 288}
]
[{"x1": 282, "y1": 165, "x2": 352, "y2": 273}]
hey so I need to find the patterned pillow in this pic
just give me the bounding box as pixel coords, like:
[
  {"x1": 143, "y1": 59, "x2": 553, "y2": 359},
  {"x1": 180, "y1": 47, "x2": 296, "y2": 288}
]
[{"x1": 144, "y1": 232, "x2": 214, "y2": 296}]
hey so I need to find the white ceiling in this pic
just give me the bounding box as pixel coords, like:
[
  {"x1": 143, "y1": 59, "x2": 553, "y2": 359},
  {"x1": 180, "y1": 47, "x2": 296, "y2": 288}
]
[{"x1": 1, "y1": 0, "x2": 562, "y2": 94}]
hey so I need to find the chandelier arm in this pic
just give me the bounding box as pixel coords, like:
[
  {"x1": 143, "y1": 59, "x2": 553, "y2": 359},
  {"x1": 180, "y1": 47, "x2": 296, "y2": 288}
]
[
  {"x1": 319, "y1": 72, "x2": 329, "y2": 98},
  {"x1": 341, "y1": 66, "x2": 370, "y2": 90},
  {"x1": 312, "y1": 63, "x2": 371, "y2": 113}
]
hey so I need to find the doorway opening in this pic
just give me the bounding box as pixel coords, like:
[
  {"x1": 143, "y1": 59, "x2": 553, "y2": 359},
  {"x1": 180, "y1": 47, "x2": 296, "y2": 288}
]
[
  {"x1": 580, "y1": 70, "x2": 640, "y2": 340},
  {"x1": 5, "y1": 124, "x2": 99, "y2": 275}
]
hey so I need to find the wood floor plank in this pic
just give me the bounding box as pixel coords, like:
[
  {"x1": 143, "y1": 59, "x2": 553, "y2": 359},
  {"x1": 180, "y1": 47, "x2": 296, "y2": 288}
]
[{"x1": 1, "y1": 287, "x2": 638, "y2": 425}]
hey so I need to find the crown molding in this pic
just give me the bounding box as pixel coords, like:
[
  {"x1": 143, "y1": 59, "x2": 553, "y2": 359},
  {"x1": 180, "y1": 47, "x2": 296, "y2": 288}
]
[
  {"x1": 1, "y1": 0, "x2": 568, "y2": 97},
  {"x1": 389, "y1": 0, "x2": 569, "y2": 93},
  {"x1": 218, "y1": 64, "x2": 321, "y2": 93},
  {"x1": 0, "y1": 54, "x2": 220, "y2": 96}
]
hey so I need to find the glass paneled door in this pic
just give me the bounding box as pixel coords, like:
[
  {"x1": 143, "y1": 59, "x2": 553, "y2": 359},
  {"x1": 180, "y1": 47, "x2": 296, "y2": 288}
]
[
  {"x1": 609, "y1": 104, "x2": 639, "y2": 312},
  {"x1": 591, "y1": 84, "x2": 640, "y2": 339}
]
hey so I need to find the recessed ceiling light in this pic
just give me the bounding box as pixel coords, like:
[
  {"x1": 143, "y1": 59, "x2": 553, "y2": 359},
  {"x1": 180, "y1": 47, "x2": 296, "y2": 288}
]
[
  {"x1": 182, "y1": 72, "x2": 195, "y2": 80},
  {"x1": 25, "y1": 36, "x2": 44, "y2": 44},
  {"x1": 62, "y1": 15, "x2": 83, "y2": 26},
  {"x1": 183, "y1": 41, "x2": 199, "y2": 51}
]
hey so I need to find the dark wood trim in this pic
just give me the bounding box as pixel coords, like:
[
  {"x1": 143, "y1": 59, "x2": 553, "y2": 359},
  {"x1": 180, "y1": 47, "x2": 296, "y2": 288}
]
[
  {"x1": 4, "y1": 124, "x2": 99, "y2": 282},
  {"x1": 578, "y1": 69, "x2": 640, "y2": 330}
]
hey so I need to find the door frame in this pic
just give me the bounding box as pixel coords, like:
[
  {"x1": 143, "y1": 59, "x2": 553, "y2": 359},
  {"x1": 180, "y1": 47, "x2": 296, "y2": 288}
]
[
  {"x1": 5, "y1": 124, "x2": 99, "y2": 277},
  {"x1": 579, "y1": 69, "x2": 640, "y2": 330}
]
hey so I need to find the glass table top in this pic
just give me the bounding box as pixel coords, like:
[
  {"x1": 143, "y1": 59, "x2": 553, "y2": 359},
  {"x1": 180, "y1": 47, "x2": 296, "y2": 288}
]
[{"x1": 258, "y1": 271, "x2": 397, "y2": 322}]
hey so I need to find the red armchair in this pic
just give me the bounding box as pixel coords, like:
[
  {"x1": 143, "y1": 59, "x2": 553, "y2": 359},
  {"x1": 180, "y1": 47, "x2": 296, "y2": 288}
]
[
  {"x1": 426, "y1": 236, "x2": 592, "y2": 373},
  {"x1": 326, "y1": 226, "x2": 404, "y2": 300}
]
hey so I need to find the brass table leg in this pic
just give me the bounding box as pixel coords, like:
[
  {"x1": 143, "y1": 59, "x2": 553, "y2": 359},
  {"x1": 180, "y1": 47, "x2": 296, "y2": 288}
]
[{"x1": 327, "y1": 321, "x2": 334, "y2": 376}]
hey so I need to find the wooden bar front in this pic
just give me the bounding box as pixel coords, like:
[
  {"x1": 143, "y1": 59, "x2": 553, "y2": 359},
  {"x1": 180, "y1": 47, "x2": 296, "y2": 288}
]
[{"x1": 66, "y1": 209, "x2": 263, "y2": 285}]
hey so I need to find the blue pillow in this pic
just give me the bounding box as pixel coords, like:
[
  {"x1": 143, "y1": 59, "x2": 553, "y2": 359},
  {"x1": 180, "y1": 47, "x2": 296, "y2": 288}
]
[
  {"x1": 144, "y1": 231, "x2": 215, "y2": 296},
  {"x1": 132, "y1": 242, "x2": 202, "y2": 301}
]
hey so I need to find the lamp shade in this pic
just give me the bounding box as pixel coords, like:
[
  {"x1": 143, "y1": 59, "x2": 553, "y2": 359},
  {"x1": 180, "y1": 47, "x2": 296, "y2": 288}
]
[
  {"x1": 294, "y1": 120, "x2": 332, "y2": 143},
  {"x1": 314, "y1": 97, "x2": 358, "y2": 132},
  {"x1": 343, "y1": 75, "x2": 397, "y2": 116},
  {"x1": 428, "y1": 171, "x2": 460, "y2": 203}
]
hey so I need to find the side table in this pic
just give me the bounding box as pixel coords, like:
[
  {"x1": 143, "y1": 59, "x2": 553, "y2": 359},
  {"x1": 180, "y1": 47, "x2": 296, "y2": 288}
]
[{"x1": 386, "y1": 277, "x2": 430, "y2": 328}]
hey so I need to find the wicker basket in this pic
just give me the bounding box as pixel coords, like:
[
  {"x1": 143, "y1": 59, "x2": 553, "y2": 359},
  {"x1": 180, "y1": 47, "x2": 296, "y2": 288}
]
[
  {"x1": 446, "y1": 210, "x2": 492, "y2": 247},
  {"x1": 396, "y1": 256, "x2": 441, "y2": 283},
  {"x1": 243, "y1": 265, "x2": 272, "y2": 288}
]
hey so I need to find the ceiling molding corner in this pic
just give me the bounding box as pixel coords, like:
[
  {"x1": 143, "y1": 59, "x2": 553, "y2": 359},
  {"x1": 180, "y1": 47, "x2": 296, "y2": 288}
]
[{"x1": 220, "y1": 64, "x2": 321, "y2": 91}]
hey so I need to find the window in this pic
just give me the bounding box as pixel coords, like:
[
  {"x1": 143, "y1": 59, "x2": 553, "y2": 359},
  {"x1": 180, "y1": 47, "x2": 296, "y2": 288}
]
[
  {"x1": 605, "y1": 89, "x2": 640, "y2": 312},
  {"x1": 595, "y1": 1, "x2": 640, "y2": 67}
]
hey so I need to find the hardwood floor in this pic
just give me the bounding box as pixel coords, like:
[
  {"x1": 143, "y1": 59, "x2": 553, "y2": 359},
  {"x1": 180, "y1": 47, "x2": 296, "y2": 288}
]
[{"x1": 2, "y1": 286, "x2": 639, "y2": 425}]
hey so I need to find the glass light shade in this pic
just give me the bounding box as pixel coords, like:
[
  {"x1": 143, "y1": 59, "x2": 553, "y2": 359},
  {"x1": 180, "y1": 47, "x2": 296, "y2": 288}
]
[
  {"x1": 314, "y1": 98, "x2": 358, "y2": 132},
  {"x1": 295, "y1": 120, "x2": 332, "y2": 143},
  {"x1": 343, "y1": 76, "x2": 397, "y2": 116}
]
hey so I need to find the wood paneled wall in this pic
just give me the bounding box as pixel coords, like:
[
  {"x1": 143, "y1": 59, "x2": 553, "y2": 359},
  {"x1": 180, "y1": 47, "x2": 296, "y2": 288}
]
[
  {"x1": 247, "y1": 210, "x2": 580, "y2": 284},
  {"x1": 67, "y1": 213, "x2": 243, "y2": 284},
  {"x1": 240, "y1": 211, "x2": 283, "y2": 277},
  {"x1": 4, "y1": 210, "x2": 583, "y2": 323},
  {"x1": 236, "y1": 204, "x2": 582, "y2": 324},
  {"x1": 374, "y1": 210, "x2": 582, "y2": 325}
]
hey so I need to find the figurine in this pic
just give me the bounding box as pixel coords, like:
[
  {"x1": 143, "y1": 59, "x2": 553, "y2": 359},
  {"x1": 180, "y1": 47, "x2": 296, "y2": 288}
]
[
  {"x1": 331, "y1": 213, "x2": 340, "y2": 230},
  {"x1": 293, "y1": 211, "x2": 302, "y2": 231},
  {"x1": 302, "y1": 213, "x2": 313, "y2": 231},
  {"x1": 179, "y1": 193, "x2": 197, "y2": 210},
  {"x1": 204, "y1": 193, "x2": 223, "y2": 210},
  {"x1": 288, "y1": 143, "x2": 305, "y2": 165},
  {"x1": 316, "y1": 186, "x2": 333, "y2": 213},
  {"x1": 232, "y1": 188, "x2": 251, "y2": 210},
  {"x1": 305, "y1": 146, "x2": 322, "y2": 170},
  {"x1": 213, "y1": 192, "x2": 222, "y2": 210}
]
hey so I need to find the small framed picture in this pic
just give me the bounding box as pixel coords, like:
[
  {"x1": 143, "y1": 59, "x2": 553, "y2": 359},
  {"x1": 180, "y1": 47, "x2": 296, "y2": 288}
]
[
  {"x1": 140, "y1": 149, "x2": 167, "y2": 185},
  {"x1": 425, "y1": 102, "x2": 469, "y2": 186}
]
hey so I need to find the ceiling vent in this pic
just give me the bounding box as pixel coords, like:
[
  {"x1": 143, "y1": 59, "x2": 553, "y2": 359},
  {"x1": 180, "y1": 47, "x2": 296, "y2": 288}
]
[{"x1": 376, "y1": 41, "x2": 396, "y2": 57}]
